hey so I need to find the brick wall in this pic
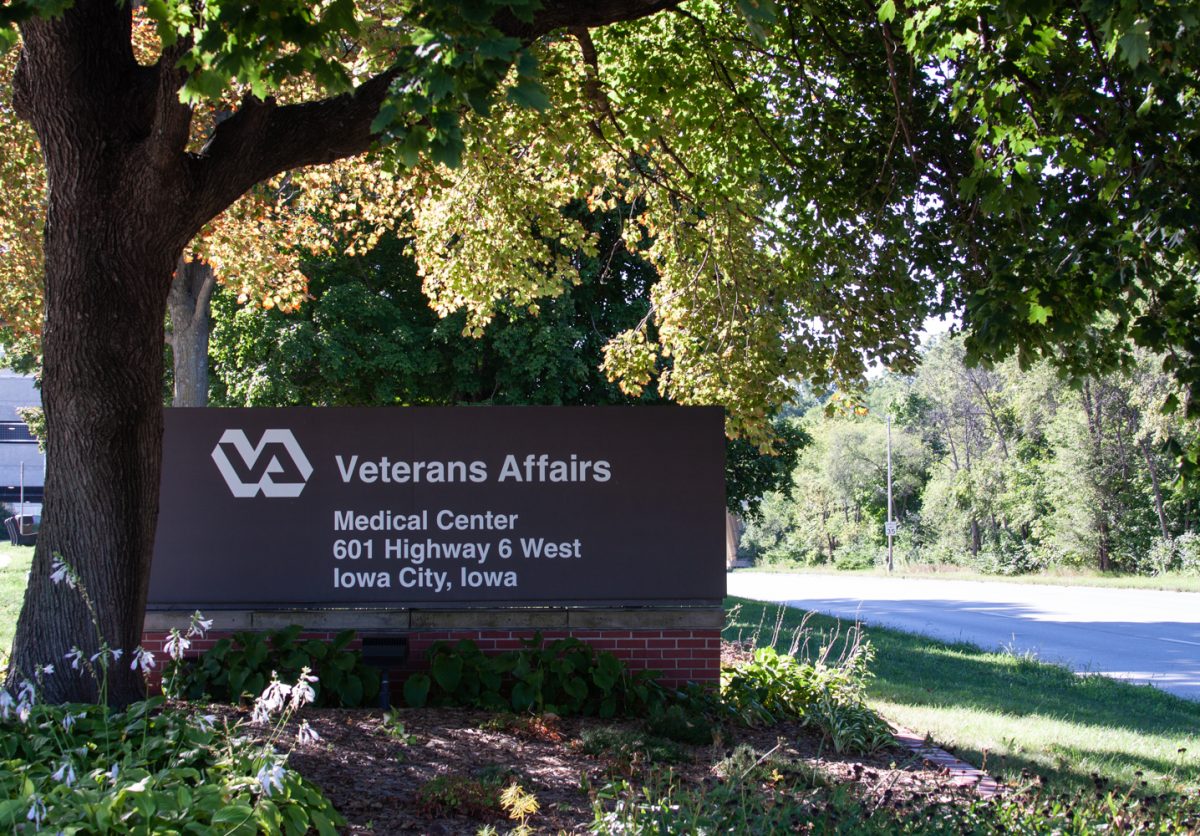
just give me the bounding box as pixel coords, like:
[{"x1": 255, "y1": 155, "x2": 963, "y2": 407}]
[{"x1": 140, "y1": 627, "x2": 720, "y2": 693}]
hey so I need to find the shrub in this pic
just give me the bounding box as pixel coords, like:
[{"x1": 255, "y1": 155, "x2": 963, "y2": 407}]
[
  {"x1": 165, "y1": 625, "x2": 380, "y2": 707},
  {"x1": 402, "y1": 634, "x2": 663, "y2": 717},
  {"x1": 720, "y1": 644, "x2": 893, "y2": 755}
]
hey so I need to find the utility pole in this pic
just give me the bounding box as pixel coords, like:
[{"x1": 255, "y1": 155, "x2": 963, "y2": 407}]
[{"x1": 886, "y1": 413, "x2": 894, "y2": 573}]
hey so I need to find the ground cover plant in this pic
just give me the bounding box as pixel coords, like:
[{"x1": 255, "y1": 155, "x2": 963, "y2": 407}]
[
  {"x1": 727, "y1": 597, "x2": 1200, "y2": 796},
  {"x1": 0, "y1": 556, "x2": 344, "y2": 834}
]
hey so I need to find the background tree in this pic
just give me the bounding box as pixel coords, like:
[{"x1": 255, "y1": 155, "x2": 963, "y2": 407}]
[{"x1": 743, "y1": 337, "x2": 1200, "y2": 574}]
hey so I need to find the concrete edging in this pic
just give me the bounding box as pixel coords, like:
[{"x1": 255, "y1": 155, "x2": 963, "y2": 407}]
[
  {"x1": 143, "y1": 606, "x2": 725, "y2": 633},
  {"x1": 891, "y1": 725, "x2": 1003, "y2": 798}
]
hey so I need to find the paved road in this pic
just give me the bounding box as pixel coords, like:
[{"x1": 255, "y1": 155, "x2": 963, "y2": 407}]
[{"x1": 728, "y1": 572, "x2": 1200, "y2": 700}]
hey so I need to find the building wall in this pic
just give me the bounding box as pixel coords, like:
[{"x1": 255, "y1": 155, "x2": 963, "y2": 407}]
[
  {"x1": 141, "y1": 607, "x2": 724, "y2": 696},
  {"x1": 0, "y1": 370, "x2": 44, "y2": 516}
]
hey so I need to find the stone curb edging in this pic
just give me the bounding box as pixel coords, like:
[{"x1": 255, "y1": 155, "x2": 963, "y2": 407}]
[{"x1": 891, "y1": 726, "x2": 1004, "y2": 798}]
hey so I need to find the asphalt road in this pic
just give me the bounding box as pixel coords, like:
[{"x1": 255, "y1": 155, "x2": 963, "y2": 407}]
[{"x1": 727, "y1": 572, "x2": 1200, "y2": 701}]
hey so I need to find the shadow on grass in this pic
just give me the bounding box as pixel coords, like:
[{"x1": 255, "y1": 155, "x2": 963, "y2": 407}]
[{"x1": 724, "y1": 596, "x2": 1200, "y2": 789}]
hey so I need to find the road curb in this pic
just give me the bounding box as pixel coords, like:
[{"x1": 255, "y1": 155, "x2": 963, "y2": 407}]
[{"x1": 891, "y1": 725, "x2": 1004, "y2": 798}]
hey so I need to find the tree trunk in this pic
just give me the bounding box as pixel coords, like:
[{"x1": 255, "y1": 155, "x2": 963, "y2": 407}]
[
  {"x1": 7, "y1": 5, "x2": 185, "y2": 704},
  {"x1": 1140, "y1": 436, "x2": 1170, "y2": 541},
  {"x1": 168, "y1": 259, "x2": 216, "y2": 408}
]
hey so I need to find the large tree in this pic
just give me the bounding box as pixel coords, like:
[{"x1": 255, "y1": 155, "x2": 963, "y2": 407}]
[{"x1": 4, "y1": 0, "x2": 954, "y2": 704}]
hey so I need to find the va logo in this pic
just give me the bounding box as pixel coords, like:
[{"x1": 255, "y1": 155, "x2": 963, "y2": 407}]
[{"x1": 211, "y1": 429, "x2": 313, "y2": 498}]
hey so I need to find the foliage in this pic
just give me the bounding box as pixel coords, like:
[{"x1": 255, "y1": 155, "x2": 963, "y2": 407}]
[
  {"x1": 643, "y1": 702, "x2": 713, "y2": 746},
  {"x1": 590, "y1": 773, "x2": 1200, "y2": 834},
  {"x1": 578, "y1": 726, "x2": 691, "y2": 765},
  {"x1": 0, "y1": 695, "x2": 342, "y2": 834},
  {"x1": 743, "y1": 336, "x2": 1200, "y2": 574},
  {"x1": 895, "y1": 0, "x2": 1200, "y2": 480},
  {"x1": 721, "y1": 645, "x2": 893, "y2": 755},
  {"x1": 414, "y1": 772, "x2": 511, "y2": 820},
  {"x1": 165, "y1": 626, "x2": 380, "y2": 708},
  {"x1": 402, "y1": 635, "x2": 663, "y2": 717}
]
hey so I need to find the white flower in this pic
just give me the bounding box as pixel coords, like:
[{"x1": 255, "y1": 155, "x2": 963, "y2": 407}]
[
  {"x1": 16, "y1": 702, "x2": 31, "y2": 724},
  {"x1": 52, "y1": 761, "x2": 76, "y2": 787},
  {"x1": 187, "y1": 611, "x2": 214, "y2": 638},
  {"x1": 130, "y1": 647, "x2": 155, "y2": 673},
  {"x1": 17, "y1": 680, "x2": 35, "y2": 704},
  {"x1": 296, "y1": 720, "x2": 320, "y2": 745},
  {"x1": 258, "y1": 677, "x2": 291, "y2": 714},
  {"x1": 107, "y1": 763, "x2": 119, "y2": 783},
  {"x1": 89, "y1": 647, "x2": 122, "y2": 664},
  {"x1": 194, "y1": 713, "x2": 217, "y2": 732},
  {"x1": 0, "y1": 690, "x2": 13, "y2": 720},
  {"x1": 40, "y1": 664, "x2": 54, "y2": 677},
  {"x1": 255, "y1": 763, "x2": 286, "y2": 797},
  {"x1": 289, "y1": 669, "x2": 316, "y2": 710},
  {"x1": 65, "y1": 647, "x2": 83, "y2": 670},
  {"x1": 163, "y1": 630, "x2": 191, "y2": 661},
  {"x1": 26, "y1": 795, "x2": 45, "y2": 829},
  {"x1": 50, "y1": 556, "x2": 75, "y2": 589},
  {"x1": 61, "y1": 712, "x2": 77, "y2": 732}
]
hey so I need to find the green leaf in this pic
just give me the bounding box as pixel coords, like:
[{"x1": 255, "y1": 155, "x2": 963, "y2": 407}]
[
  {"x1": 1027, "y1": 302, "x2": 1052, "y2": 325},
  {"x1": 506, "y1": 79, "x2": 551, "y2": 111},
  {"x1": 431, "y1": 653, "x2": 463, "y2": 692},
  {"x1": 211, "y1": 804, "x2": 257, "y2": 834},
  {"x1": 878, "y1": 0, "x2": 896, "y2": 23},
  {"x1": 403, "y1": 673, "x2": 431, "y2": 707}
]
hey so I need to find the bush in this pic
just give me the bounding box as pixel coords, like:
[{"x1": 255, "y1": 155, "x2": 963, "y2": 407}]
[
  {"x1": 720, "y1": 644, "x2": 893, "y2": 755},
  {"x1": 403, "y1": 634, "x2": 663, "y2": 717},
  {"x1": 165, "y1": 625, "x2": 380, "y2": 707},
  {"x1": 1140, "y1": 532, "x2": 1200, "y2": 576}
]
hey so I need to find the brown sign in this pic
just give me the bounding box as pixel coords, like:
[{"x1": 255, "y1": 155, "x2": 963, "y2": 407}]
[{"x1": 148, "y1": 407, "x2": 726, "y2": 609}]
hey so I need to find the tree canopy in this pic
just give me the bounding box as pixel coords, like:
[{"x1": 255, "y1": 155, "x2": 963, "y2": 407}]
[{"x1": 2, "y1": 0, "x2": 1198, "y2": 703}]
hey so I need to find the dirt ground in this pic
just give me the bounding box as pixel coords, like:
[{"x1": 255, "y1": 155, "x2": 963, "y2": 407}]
[
  {"x1": 273, "y1": 705, "x2": 975, "y2": 834},
  {"x1": 220, "y1": 643, "x2": 979, "y2": 834}
]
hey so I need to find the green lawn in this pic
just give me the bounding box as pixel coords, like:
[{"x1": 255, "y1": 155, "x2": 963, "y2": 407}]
[
  {"x1": 726, "y1": 596, "x2": 1200, "y2": 794},
  {"x1": 736, "y1": 563, "x2": 1200, "y2": 593},
  {"x1": 0, "y1": 542, "x2": 33, "y2": 657}
]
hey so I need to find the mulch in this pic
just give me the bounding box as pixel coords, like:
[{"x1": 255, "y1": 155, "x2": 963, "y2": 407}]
[{"x1": 212, "y1": 642, "x2": 986, "y2": 834}]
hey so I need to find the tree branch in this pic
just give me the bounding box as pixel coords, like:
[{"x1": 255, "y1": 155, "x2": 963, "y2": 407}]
[{"x1": 181, "y1": 1, "x2": 680, "y2": 240}]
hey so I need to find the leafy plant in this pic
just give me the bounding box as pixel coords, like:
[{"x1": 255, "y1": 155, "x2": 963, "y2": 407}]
[
  {"x1": 415, "y1": 774, "x2": 507, "y2": 819},
  {"x1": 403, "y1": 634, "x2": 663, "y2": 717},
  {"x1": 643, "y1": 702, "x2": 712, "y2": 746},
  {"x1": 578, "y1": 726, "x2": 690, "y2": 766},
  {"x1": 0, "y1": 690, "x2": 343, "y2": 834},
  {"x1": 721, "y1": 644, "x2": 893, "y2": 755},
  {"x1": 166, "y1": 625, "x2": 381, "y2": 707},
  {"x1": 590, "y1": 774, "x2": 1200, "y2": 834}
]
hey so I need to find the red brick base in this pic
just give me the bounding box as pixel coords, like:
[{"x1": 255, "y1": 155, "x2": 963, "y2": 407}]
[{"x1": 140, "y1": 627, "x2": 721, "y2": 693}]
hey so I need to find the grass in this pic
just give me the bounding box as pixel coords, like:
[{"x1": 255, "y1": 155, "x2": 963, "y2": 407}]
[
  {"x1": 0, "y1": 542, "x2": 32, "y2": 656},
  {"x1": 725, "y1": 596, "x2": 1200, "y2": 795},
  {"x1": 737, "y1": 562, "x2": 1200, "y2": 592}
]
